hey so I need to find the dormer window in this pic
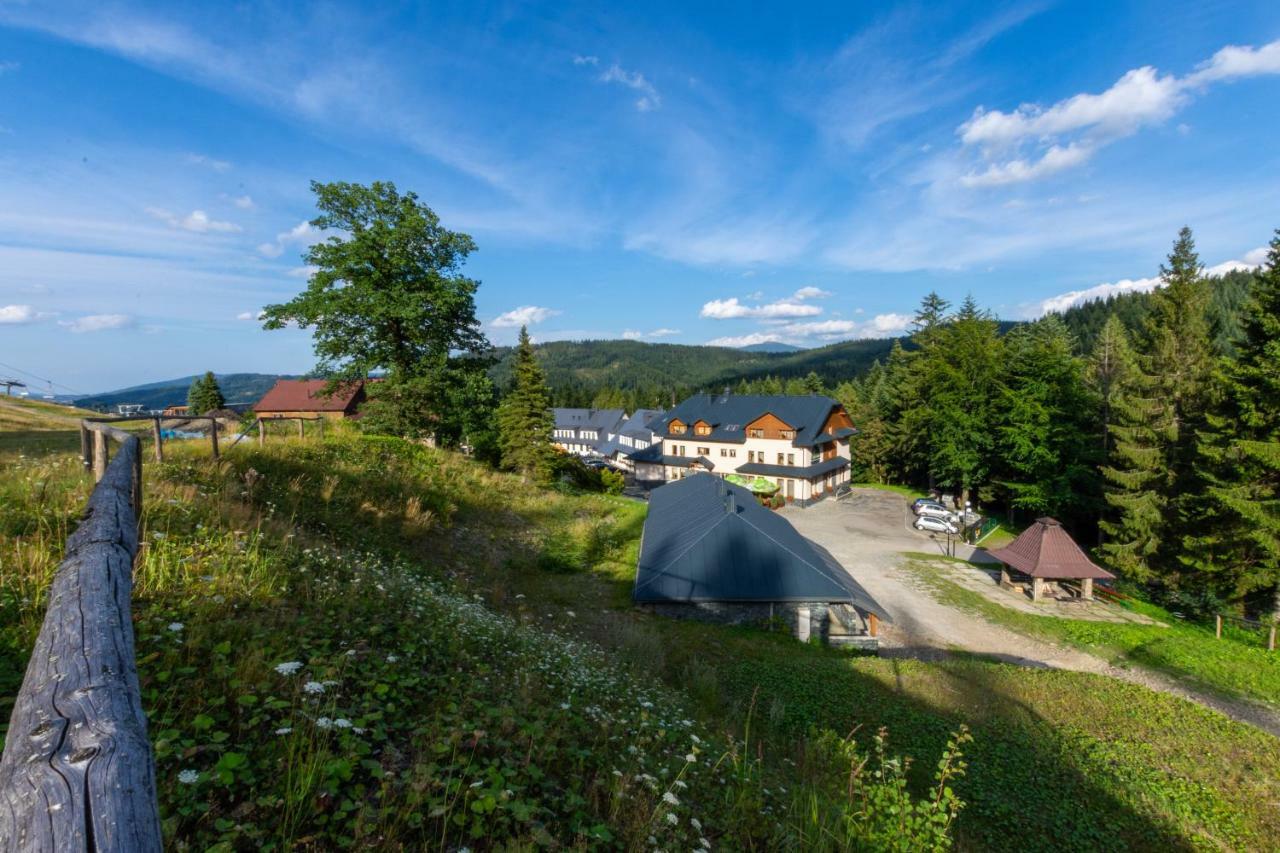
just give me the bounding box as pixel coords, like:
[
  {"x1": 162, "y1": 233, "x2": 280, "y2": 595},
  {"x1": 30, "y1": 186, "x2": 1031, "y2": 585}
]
[
  {"x1": 780, "y1": 429, "x2": 795, "y2": 440},
  {"x1": 670, "y1": 423, "x2": 687, "y2": 435},
  {"x1": 694, "y1": 423, "x2": 712, "y2": 436},
  {"x1": 747, "y1": 428, "x2": 764, "y2": 438}
]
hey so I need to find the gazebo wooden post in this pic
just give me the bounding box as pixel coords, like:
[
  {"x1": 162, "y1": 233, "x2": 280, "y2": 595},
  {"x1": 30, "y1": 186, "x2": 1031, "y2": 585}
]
[
  {"x1": 1031, "y1": 577, "x2": 1045, "y2": 603},
  {"x1": 868, "y1": 612, "x2": 879, "y2": 638},
  {"x1": 257, "y1": 418, "x2": 265, "y2": 447},
  {"x1": 297, "y1": 418, "x2": 304, "y2": 439},
  {"x1": 1081, "y1": 578, "x2": 1094, "y2": 601}
]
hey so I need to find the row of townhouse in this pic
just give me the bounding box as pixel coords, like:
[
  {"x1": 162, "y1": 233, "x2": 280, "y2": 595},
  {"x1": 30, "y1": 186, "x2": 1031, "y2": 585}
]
[
  {"x1": 551, "y1": 407, "x2": 664, "y2": 471},
  {"x1": 628, "y1": 393, "x2": 856, "y2": 505}
]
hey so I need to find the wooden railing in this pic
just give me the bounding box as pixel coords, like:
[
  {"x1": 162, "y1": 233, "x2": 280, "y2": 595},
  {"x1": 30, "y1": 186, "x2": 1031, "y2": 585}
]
[{"x1": 0, "y1": 422, "x2": 162, "y2": 852}]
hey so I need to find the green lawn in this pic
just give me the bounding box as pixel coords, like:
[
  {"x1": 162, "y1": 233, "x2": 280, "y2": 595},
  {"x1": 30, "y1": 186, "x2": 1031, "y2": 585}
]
[
  {"x1": 851, "y1": 481, "x2": 927, "y2": 499},
  {"x1": 899, "y1": 556, "x2": 1280, "y2": 708}
]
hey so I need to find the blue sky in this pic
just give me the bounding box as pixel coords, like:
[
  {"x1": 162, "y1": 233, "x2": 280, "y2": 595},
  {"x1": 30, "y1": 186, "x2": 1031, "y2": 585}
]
[{"x1": 1, "y1": 1, "x2": 1279, "y2": 393}]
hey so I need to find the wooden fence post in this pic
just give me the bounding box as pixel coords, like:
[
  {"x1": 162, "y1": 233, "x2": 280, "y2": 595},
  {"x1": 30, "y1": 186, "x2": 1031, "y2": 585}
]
[
  {"x1": 297, "y1": 418, "x2": 304, "y2": 439},
  {"x1": 80, "y1": 422, "x2": 92, "y2": 470},
  {"x1": 1269, "y1": 624, "x2": 1276, "y2": 652},
  {"x1": 209, "y1": 418, "x2": 219, "y2": 460},
  {"x1": 1215, "y1": 614, "x2": 1222, "y2": 639},
  {"x1": 151, "y1": 417, "x2": 163, "y2": 463},
  {"x1": 317, "y1": 417, "x2": 324, "y2": 438},
  {"x1": 257, "y1": 418, "x2": 265, "y2": 447},
  {"x1": 133, "y1": 440, "x2": 143, "y2": 523},
  {"x1": 92, "y1": 428, "x2": 108, "y2": 483}
]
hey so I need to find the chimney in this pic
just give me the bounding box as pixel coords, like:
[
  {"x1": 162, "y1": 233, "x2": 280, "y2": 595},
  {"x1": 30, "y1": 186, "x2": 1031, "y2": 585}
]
[{"x1": 726, "y1": 491, "x2": 736, "y2": 514}]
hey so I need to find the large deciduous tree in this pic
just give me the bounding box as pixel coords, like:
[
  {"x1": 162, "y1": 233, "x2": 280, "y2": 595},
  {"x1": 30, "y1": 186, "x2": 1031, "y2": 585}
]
[{"x1": 261, "y1": 181, "x2": 492, "y2": 440}]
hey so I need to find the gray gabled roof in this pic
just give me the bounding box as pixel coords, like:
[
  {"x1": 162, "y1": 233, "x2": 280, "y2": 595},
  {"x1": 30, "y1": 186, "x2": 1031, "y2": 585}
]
[
  {"x1": 634, "y1": 473, "x2": 888, "y2": 618},
  {"x1": 648, "y1": 393, "x2": 847, "y2": 447}
]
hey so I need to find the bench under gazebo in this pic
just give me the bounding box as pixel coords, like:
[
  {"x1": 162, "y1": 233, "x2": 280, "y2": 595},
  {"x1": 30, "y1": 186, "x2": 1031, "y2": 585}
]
[{"x1": 988, "y1": 517, "x2": 1115, "y2": 602}]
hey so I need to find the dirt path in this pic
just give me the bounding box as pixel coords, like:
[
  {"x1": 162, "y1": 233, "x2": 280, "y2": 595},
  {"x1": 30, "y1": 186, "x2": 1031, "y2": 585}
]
[{"x1": 781, "y1": 490, "x2": 1280, "y2": 737}]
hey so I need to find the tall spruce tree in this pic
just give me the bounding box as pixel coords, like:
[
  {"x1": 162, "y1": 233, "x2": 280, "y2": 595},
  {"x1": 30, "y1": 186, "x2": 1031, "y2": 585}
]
[
  {"x1": 187, "y1": 371, "x2": 226, "y2": 414},
  {"x1": 1185, "y1": 231, "x2": 1280, "y2": 612},
  {"x1": 1087, "y1": 315, "x2": 1138, "y2": 459},
  {"x1": 497, "y1": 326, "x2": 555, "y2": 481},
  {"x1": 1101, "y1": 228, "x2": 1212, "y2": 583}
]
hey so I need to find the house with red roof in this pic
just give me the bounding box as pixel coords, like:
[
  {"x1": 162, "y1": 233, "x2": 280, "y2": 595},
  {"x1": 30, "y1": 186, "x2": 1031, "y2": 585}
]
[{"x1": 253, "y1": 379, "x2": 367, "y2": 420}]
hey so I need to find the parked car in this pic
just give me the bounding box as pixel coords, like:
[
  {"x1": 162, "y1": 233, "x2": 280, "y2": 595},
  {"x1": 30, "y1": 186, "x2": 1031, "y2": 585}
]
[
  {"x1": 915, "y1": 515, "x2": 959, "y2": 534},
  {"x1": 583, "y1": 459, "x2": 609, "y2": 469},
  {"x1": 915, "y1": 503, "x2": 956, "y2": 521}
]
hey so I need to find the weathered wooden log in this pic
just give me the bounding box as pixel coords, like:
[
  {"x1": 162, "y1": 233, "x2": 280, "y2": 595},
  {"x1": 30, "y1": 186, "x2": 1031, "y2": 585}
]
[
  {"x1": 151, "y1": 418, "x2": 163, "y2": 464},
  {"x1": 209, "y1": 418, "x2": 219, "y2": 460},
  {"x1": 92, "y1": 429, "x2": 107, "y2": 483},
  {"x1": 0, "y1": 436, "x2": 162, "y2": 852},
  {"x1": 79, "y1": 423, "x2": 91, "y2": 470}
]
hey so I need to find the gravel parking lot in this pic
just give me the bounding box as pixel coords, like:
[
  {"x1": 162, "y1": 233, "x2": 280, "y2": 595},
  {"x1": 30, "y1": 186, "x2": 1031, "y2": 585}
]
[{"x1": 779, "y1": 488, "x2": 1280, "y2": 734}]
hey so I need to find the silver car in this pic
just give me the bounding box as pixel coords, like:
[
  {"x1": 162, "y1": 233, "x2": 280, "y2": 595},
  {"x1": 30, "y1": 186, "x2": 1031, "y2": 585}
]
[{"x1": 915, "y1": 515, "x2": 959, "y2": 534}]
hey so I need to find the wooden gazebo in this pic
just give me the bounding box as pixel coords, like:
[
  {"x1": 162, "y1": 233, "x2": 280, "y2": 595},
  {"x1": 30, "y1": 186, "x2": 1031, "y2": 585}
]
[{"x1": 988, "y1": 518, "x2": 1115, "y2": 602}]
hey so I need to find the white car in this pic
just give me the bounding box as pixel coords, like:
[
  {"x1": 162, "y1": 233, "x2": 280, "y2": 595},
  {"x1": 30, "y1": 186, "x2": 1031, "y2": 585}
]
[{"x1": 915, "y1": 515, "x2": 959, "y2": 535}]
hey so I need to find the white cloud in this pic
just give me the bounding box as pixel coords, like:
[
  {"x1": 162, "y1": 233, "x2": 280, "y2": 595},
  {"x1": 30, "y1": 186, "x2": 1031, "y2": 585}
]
[
  {"x1": 791, "y1": 286, "x2": 832, "y2": 301},
  {"x1": 956, "y1": 39, "x2": 1280, "y2": 187},
  {"x1": 235, "y1": 310, "x2": 265, "y2": 321},
  {"x1": 598, "y1": 63, "x2": 661, "y2": 111},
  {"x1": 706, "y1": 332, "x2": 795, "y2": 348},
  {"x1": 146, "y1": 207, "x2": 241, "y2": 233},
  {"x1": 59, "y1": 313, "x2": 133, "y2": 333},
  {"x1": 1034, "y1": 245, "x2": 1268, "y2": 316},
  {"x1": 232, "y1": 194, "x2": 254, "y2": 209},
  {"x1": 286, "y1": 265, "x2": 318, "y2": 278},
  {"x1": 258, "y1": 220, "x2": 318, "y2": 258},
  {"x1": 492, "y1": 305, "x2": 560, "y2": 328},
  {"x1": 0, "y1": 304, "x2": 38, "y2": 323},
  {"x1": 700, "y1": 297, "x2": 823, "y2": 320},
  {"x1": 185, "y1": 152, "x2": 231, "y2": 172},
  {"x1": 622, "y1": 327, "x2": 680, "y2": 340},
  {"x1": 706, "y1": 313, "x2": 913, "y2": 348},
  {"x1": 868, "y1": 312, "x2": 913, "y2": 333},
  {"x1": 1186, "y1": 40, "x2": 1280, "y2": 85},
  {"x1": 572, "y1": 55, "x2": 599, "y2": 66}
]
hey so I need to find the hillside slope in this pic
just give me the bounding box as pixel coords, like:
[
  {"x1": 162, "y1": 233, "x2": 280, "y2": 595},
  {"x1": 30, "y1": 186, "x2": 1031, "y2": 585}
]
[{"x1": 73, "y1": 373, "x2": 290, "y2": 411}]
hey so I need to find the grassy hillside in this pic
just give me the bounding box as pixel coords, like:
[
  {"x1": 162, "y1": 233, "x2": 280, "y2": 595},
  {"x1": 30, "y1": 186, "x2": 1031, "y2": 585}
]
[
  {"x1": 0, "y1": 396, "x2": 98, "y2": 453},
  {"x1": 73, "y1": 372, "x2": 290, "y2": 412},
  {"x1": 3, "y1": 432, "x2": 1278, "y2": 849}
]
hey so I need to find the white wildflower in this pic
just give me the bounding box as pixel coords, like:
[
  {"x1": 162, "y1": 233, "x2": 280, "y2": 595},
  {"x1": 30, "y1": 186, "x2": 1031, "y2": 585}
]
[
  {"x1": 691, "y1": 817, "x2": 702, "y2": 831},
  {"x1": 559, "y1": 703, "x2": 570, "y2": 710},
  {"x1": 662, "y1": 791, "x2": 679, "y2": 806},
  {"x1": 303, "y1": 681, "x2": 325, "y2": 694},
  {"x1": 274, "y1": 727, "x2": 292, "y2": 736},
  {"x1": 167, "y1": 622, "x2": 183, "y2": 632},
  {"x1": 665, "y1": 812, "x2": 678, "y2": 826},
  {"x1": 334, "y1": 718, "x2": 353, "y2": 729},
  {"x1": 178, "y1": 769, "x2": 199, "y2": 785},
  {"x1": 386, "y1": 654, "x2": 398, "y2": 663},
  {"x1": 469, "y1": 780, "x2": 483, "y2": 789},
  {"x1": 685, "y1": 753, "x2": 697, "y2": 763},
  {"x1": 316, "y1": 717, "x2": 333, "y2": 730},
  {"x1": 274, "y1": 661, "x2": 303, "y2": 676}
]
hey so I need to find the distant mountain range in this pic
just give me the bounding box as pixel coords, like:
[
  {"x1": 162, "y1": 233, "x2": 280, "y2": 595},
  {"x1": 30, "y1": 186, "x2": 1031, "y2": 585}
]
[
  {"x1": 739, "y1": 341, "x2": 805, "y2": 353},
  {"x1": 73, "y1": 373, "x2": 290, "y2": 412}
]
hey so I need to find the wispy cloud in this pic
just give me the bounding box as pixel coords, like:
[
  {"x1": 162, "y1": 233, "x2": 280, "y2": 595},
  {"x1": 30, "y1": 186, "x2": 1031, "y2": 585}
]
[
  {"x1": 706, "y1": 312, "x2": 911, "y2": 347},
  {"x1": 791, "y1": 286, "x2": 831, "y2": 300},
  {"x1": 232, "y1": 194, "x2": 254, "y2": 209},
  {"x1": 492, "y1": 305, "x2": 560, "y2": 328},
  {"x1": 621, "y1": 327, "x2": 680, "y2": 340},
  {"x1": 146, "y1": 207, "x2": 241, "y2": 233},
  {"x1": 59, "y1": 313, "x2": 133, "y2": 333},
  {"x1": 597, "y1": 63, "x2": 661, "y2": 111},
  {"x1": 186, "y1": 152, "x2": 232, "y2": 172},
  {"x1": 956, "y1": 38, "x2": 1280, "y2": 187}
]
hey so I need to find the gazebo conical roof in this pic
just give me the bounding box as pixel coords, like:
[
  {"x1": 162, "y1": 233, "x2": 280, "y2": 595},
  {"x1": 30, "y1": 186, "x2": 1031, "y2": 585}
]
[{"x1": 988, "y1": 518, "x2": 1115, "y2": 580}]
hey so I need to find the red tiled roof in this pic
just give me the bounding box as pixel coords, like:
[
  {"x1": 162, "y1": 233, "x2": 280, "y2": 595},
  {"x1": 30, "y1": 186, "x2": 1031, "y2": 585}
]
[
  {"x1": 987, "y1": 517, "x2": 1115, "y2": 580},
  {"x1": 253, "y1": 379, "x2": 364, "y2": 413}
]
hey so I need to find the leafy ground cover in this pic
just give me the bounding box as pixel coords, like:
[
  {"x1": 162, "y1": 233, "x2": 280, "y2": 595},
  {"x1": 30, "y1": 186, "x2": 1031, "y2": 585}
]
[
  {"x1": 899, "y1": 555, "x2": 1280, "y2": 708},
  {"x1": 2, "y1": 433, "x2": 965, "y2": 849}
]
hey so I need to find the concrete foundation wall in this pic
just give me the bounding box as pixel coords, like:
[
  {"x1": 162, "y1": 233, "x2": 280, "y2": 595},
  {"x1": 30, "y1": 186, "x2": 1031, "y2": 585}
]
[{"x1": 640, "y1": 600, "x2": 872, "y2": 645}]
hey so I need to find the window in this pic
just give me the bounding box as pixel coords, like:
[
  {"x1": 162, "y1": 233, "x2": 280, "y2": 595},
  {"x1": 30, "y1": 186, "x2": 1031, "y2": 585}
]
[
  {"x1": 695, "y1": 423, "x2": 711, "y2": 436},
  {"x1": 747, "y1": 428, "x2": 764, "y2": 438},
  {"x1": 787, "y1": 453, "x2": 795, "y2": 466},
  {"x1": 777, "y1": 453, "x2": 785, "y2": 465},
  {"x1": 697, "y1": 446, "x2": 710, "y2": 456},
  {"x1": 729, "y1": 449, "x2": 737, "y2": 458},
  {"x1": 720, "y1": 448, "x2": 727, "y2": 457},
  {"x1": 671, "y1": 423, "x2": 687, "y2": 435},
  {"x1": 780, "y1": 429, "x2": 795, "y2": 439}
]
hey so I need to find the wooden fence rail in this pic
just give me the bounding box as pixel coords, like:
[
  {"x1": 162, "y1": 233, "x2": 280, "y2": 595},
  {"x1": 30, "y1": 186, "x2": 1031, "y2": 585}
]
[{"x1": 0, "y1": 424, "x2": 162, "y2": 852}]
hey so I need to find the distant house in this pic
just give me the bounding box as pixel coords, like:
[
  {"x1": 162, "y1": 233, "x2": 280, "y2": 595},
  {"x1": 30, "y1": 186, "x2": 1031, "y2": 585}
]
[
  {"x1": 595, "y1": 408, "x2": 664, "y2": 471},
  {"x1": 161, "y1": 404, "x2": 189, "y2": 417},
  {"x1": 633, "y1": 473, "x2": 888, "y2": 645},
  {"x1": 551, "y1": 408, "x2": 627, "y2": 457},
  {"x1": 629, "y1": 392, "x2": 856, "y2": 504},
  {"x1": 253, "y1": 379, "x2": 367, "y2": 420}
]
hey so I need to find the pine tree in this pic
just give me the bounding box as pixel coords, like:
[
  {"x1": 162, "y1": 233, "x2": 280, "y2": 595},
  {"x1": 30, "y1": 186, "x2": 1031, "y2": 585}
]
[
  {"x1": 802, "y1": 371, "x2": 825, "y2": 395},
  {"x1": 1087, "y1": 315, "x2": 1138, "y2": 460},
  {"x1": 1185, "y1": 230, "x2": 1280, "y2": 613},
  {"x1": 497, "y1": 326, "x2": 555, "y2": 481},
  {"x1": 187, "y1": 371, "x2": 226, "y2": 415}
]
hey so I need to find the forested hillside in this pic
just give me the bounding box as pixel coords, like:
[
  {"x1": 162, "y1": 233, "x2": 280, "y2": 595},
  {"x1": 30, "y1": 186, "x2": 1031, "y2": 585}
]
[{"x1": 73, "y1": 373, "x2": 289, "y2": 411}]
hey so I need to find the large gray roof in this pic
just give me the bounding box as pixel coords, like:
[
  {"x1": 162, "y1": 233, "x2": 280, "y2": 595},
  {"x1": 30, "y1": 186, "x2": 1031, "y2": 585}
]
[
  {"x1": 634, "y1": 473, "x2": 887, "y2": 617},
  {"x1": 648, "y1": 393, "x2": 848, "y2": 447}
]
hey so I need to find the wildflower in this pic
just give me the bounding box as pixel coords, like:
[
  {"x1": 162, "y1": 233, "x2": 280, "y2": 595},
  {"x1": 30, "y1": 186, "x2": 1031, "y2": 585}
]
[
  {"x1": 334, "y1": 718, "x2": 353, "y2": 729},
  {"x1": 665, "y1": 812, "x2": 678, "y2": 826},
  {"x1": 386, "y1": 654, "x2": 399, "y2": 663},
  {"x1": 167, "y1": 622, "x2": 184, "y2": 632},
  {"x1": 274, "y1": 661, "x2": 303, "y2": 676},
  {"x1": 662, "y1": 791, "x2": 680, "y2": 806},
  {"x1": 699, "y1": 838, "x2": 711, "y2": 849},
  {"x1": 690, "y1": 817, "x2": 702, "y2": 831},
  {"x1": 178, "y1": 769, "x2": 199, "y2": 785},
  {"x1": 303, "y1": 681, "x2": 325, "y2": 694},
  {"x1": 684, "y1": 753, "x2": 697, "y2": 763},
  {"x1": 153, "y1": 532, "x2": 167, "y2": 540},
  {"x1": 274, "y1": 727, "x2": 292, "y2": 736},
  {"x1": 316, "y1": 717, "x2": 333, "y2": 730},
  {"x1": 559, "y1": 702, "x2": 571, "y2": 710},
  {"x1": 469, "y1": 780, "x2": 484, "y2": 789},
  {"x1": 675, "y1": 780, "x2": 688, "y2": 789}
]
